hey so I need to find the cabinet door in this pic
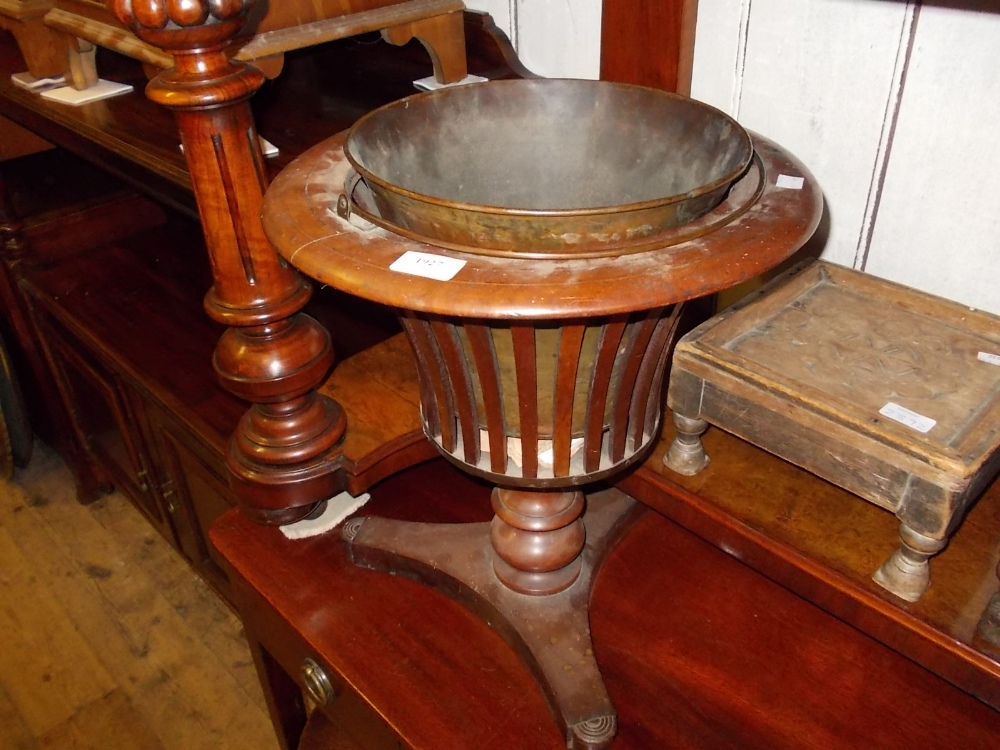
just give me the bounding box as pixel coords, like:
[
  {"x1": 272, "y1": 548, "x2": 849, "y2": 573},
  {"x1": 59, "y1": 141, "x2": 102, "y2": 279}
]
[
  {"x1": 34, "y1": 311, "x2": 169, "y2": 530},
  {"x1": 143, "y1": 403, "x2": 235, "y2": 602}
]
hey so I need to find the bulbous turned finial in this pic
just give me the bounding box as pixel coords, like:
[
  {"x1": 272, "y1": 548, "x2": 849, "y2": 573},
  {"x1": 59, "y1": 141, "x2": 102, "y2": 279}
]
[{"x1": 108, "y1": 0, "x2": 257, "y2": 50}]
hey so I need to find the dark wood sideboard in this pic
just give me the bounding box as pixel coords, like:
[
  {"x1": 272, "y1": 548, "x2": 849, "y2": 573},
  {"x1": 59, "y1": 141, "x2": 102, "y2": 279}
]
[
  {"x1": 2, "y1": 3, "x2": 1000, "y2": 749},
  {"x1": 0, "y1": 9, "x2": 526, "y2": 604}
]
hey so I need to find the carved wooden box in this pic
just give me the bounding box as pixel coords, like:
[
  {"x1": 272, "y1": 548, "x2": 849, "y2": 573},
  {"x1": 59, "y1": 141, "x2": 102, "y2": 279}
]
[{"x1": 665, "y1": 260, "x2": 1000, "y2": 602}]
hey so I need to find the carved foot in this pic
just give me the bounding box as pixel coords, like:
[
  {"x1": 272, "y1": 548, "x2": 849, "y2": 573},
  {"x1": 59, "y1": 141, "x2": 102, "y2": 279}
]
[
  {"x1": 663, "y1": 413, "x2": 709, "y2": 476},
  {"x1": 571, "y1": 714, "x2": 618, "y2": 750},
  {"x1": 344, "y1": 488, "x2": 642, "y2": 749},
  {"x1": 872, "y1": 524, "x2": 947, "y2": 602}
]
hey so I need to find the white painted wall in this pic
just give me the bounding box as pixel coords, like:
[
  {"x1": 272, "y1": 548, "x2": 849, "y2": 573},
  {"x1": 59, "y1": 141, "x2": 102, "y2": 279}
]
[
  {"x1": 864, "y1": 3, "x2": 1000, "y2": 310},
  {"x1": 467, "y1": 0, "x2": 603, "y2": 78},
  {"x1": 693, "y1": 0, "x2": 1000, "y2": 314},
  {"x1": 468, "y1": 0, "x2": 1000, "y2": 314}
]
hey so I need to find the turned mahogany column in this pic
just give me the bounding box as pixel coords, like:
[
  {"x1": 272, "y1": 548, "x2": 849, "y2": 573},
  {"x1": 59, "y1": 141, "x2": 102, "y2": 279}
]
[{"x1": 109, "y1": 0, "x2": 344, "y2": 524}]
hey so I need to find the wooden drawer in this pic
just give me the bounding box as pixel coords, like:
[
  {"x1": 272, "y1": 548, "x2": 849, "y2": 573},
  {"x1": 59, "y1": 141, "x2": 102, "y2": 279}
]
[{"x1": 226, "y1": 569, "x2": 403, "y2": 750}]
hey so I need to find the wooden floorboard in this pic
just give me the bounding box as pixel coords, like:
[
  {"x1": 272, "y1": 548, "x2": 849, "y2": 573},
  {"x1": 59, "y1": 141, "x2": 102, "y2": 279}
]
[{"x1": 0, "y1": 442, "x2": 276, "y2": 750}]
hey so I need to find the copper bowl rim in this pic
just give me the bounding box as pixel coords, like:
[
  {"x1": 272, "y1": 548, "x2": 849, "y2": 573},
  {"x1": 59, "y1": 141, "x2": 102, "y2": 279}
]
[{"x1": 343, "y1": 78, "x2": 754, "y2": 219}]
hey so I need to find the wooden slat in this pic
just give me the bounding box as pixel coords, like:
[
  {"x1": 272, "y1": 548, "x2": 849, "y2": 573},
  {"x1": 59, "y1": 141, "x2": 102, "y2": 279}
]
[
  {"x1": 399, "y1": 314, "x2": 448, "y2": 448},
  {"x1": 627, "y1": 306, "x2": 676, "y2": 453},
  {"x1": 609, "y1": 313, "x2": 658, "y2": 464},
  {"x1": 642, "y1": 313, "x2": 680, "y2": 440},
  {"x1": 430, "y1": 319, "x2": 479, "y2": 465},
  {"x1": 552, "y1": 324, "x2": 585, "y2": 477},
  {"x1": 583, "y1": 319, "x2": 626, "y2": 473},
  {"x1": 466, "y1": 323, "x2": 507, "y2": 474},
  {"x1": 511, "y1": 323, "x2": 538, "y2": 478}
]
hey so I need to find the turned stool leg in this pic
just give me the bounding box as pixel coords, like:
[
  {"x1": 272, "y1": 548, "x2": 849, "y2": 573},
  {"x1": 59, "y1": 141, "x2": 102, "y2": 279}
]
[
  {"x1": 663, "y1": 413, "x2": 710, "y2": 476},
  {"x1": 872, "y1": 523, "x2": 947, "y2": 602}
]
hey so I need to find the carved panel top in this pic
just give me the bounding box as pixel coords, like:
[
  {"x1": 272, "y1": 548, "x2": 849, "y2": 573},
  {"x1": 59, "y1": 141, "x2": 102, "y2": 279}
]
[{"x1": 683, "y1": 261, "x2": 1000, "y2": 465}]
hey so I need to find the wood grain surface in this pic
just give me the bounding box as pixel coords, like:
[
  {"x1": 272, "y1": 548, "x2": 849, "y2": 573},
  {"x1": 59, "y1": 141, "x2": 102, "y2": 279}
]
[
  {"x1": 214, "y1": 458, "x2": 1000, "y2": 749},
  {"x1": 0, "y1": 443, "x2": 275, "y2": 750}
]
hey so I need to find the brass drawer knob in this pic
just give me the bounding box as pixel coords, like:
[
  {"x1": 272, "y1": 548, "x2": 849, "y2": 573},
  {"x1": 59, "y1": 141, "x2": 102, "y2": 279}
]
[{"x1": 300, "y1": 658, "x2": 335, "y2": 706}]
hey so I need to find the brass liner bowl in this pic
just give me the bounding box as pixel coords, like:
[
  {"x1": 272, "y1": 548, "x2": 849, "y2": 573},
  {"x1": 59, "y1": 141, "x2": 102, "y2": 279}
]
[{"x1": 343, "y1": 79, "x2": 753, "y2": 258}]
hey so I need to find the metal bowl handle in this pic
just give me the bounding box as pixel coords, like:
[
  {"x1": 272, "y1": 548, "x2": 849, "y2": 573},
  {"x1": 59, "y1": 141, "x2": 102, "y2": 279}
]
[{"x1": 337, "y1": 168, "x2": 382, "y2": 231}]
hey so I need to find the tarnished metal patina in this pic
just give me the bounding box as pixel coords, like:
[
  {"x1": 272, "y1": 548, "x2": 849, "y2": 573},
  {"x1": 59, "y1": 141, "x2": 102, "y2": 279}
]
[{"x1": 340, "y1": 79, "x2": 754, "y2": 259}]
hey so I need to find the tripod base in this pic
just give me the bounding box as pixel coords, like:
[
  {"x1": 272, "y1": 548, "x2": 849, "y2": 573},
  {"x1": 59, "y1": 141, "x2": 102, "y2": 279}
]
[{"x1": 343, "y1": 487, "x2": 642, "y2": 749}]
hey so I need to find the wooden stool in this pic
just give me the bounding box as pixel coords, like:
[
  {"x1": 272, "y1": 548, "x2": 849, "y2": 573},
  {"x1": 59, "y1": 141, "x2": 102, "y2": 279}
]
[{"x1": 665, "y1": 260, "x2": 1000, "y2": 603}]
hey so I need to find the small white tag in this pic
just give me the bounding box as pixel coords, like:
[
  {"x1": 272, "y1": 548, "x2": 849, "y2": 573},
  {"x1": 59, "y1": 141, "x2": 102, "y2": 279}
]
[
  {"x1": 776, "y1": 174, "x2": 805, "y2": 190},
  {"x1": 258, "y1": 136, "x2": 279, "y2": 157},
  {"x1": 10, "y1": 72, "x2": 66, "y2": 91},
  {"x1": 39, "y1": 80, "x2": 133, "y2": 105},
  {"x1": 389, "y1": 251, "x2": 466, "y2": 281},
  {"x1": 879, "y1": 402, "x2": 936, "y2": 433},
  {"x1": 978, "y1": 351, "x2": 1000, "y2": 366},
  {"x1": 413, "y1": 74, "x2": 488, "y2": 91}
]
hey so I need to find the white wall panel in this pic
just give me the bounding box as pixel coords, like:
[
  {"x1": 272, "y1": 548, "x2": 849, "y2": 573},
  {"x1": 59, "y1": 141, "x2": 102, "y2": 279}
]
[
  {"x1": 515, "y1": 0, "x2": 602, "y2": 78},
  {"x1": 865, "y1": 3, "x2": 1000, "y2": 313},
  {"x1": 467, "y1": 0, "x2": 602, "y2": 79},
  {"x1": 696, "y1": 0, "x2": 914, "y2": 267},
  {"x1": 690, "y1": 0, "x2": 747, "y2": 113},
  {"x1": 470, "y1": 1, "x2": 1000, "y2": 312},
  {"x1": 466, "y1": 0, "x2": 514, "y2": 44}
]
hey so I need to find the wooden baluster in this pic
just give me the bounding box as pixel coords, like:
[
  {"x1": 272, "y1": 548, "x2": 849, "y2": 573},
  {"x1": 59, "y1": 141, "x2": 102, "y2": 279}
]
[{"x1": 108, "y1": 0, "x2": 345, "y2": 525}]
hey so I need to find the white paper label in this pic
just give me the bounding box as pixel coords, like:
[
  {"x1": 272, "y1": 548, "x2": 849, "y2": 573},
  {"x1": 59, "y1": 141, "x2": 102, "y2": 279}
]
[
  {"x1": 977, "y1": 351, "x2": 1000, "y2": 366},
  {"x1": 879, "y1": 402, "x2": 936, "y2": 433},
  {"x1": 389, "y1": 251, "x2": 466, "y2": 281},
  {"x1": 776, "y1": 174, "x2": 805, "y2": 190}
]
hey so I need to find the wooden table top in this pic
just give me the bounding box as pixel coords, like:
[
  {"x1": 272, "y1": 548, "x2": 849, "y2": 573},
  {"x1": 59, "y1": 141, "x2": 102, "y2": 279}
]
[
  {"x1": 262, "y1": 130, "x2": 823, "y2": 319},
  {"x1": 211, "y1": 459, "x2": 1000, "y2": 749}
]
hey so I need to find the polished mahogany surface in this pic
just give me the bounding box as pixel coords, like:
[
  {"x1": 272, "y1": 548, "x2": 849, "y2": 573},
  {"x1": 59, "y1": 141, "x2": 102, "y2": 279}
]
[
  {"x1": 626, "y1": 418, "x2": 1000, "y2": 711},
  {"x1": 263, "y1": 132, "x2": 820, "y2": 320},
  {"x1": 212, "y1": 458, "x2": 1000, "y2": 749}
]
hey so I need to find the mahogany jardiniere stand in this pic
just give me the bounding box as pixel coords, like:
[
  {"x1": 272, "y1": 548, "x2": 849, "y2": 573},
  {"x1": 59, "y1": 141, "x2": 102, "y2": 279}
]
[{"x1": 261, "y1": 86, "x2": 822, "y2": 746}]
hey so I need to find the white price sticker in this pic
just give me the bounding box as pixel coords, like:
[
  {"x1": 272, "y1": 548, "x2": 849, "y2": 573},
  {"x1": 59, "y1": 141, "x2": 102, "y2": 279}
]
[
  {"x1": 776, "y1": 174, "x2": 805, "y2": 190},
  {"x1": 978, "y1": 351, "x2": 1000, "y2": 366},
  {"x1": 389, "y1": 251, "x2": 466, "y2": 281},
  {"x1": 879, "y1": 402, "x2": 936, "y2": 434}
]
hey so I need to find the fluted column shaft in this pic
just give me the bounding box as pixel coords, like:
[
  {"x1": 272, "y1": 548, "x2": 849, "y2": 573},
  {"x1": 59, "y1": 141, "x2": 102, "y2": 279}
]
[{"x1": 110, "y1": 0, "x2": 346, "y2": 524}]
